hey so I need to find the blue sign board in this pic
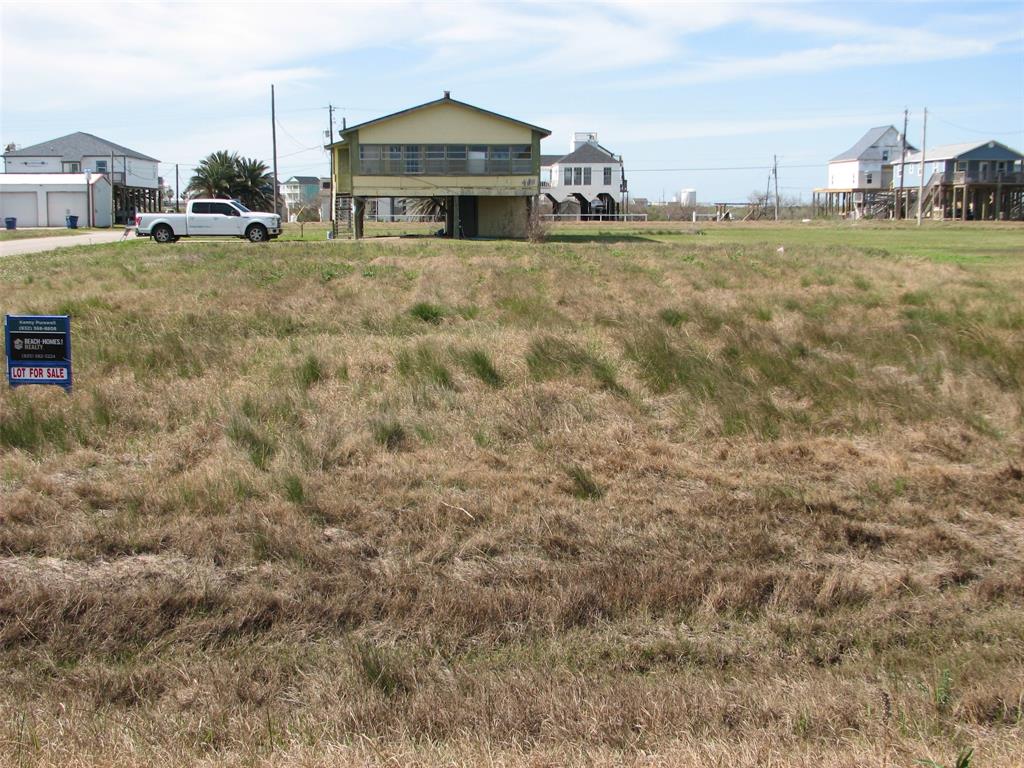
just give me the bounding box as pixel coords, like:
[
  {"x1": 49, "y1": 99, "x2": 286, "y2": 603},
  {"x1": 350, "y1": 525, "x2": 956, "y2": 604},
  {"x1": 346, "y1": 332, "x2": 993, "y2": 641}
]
[{"x1": 5, "y1": 315, "x2": 72, "y2": 392}]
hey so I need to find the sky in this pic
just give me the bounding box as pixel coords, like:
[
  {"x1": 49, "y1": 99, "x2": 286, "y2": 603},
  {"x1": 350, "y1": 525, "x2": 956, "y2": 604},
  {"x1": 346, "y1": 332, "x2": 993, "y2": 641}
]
[{"x1": 1, "y1": 0, "x2": 1022, "y2": 203}]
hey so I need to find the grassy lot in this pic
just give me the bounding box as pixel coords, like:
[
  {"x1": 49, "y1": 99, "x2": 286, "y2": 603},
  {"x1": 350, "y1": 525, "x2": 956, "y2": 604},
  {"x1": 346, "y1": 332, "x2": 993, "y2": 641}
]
[
  {"x1": 0, "y1": 224, "x2": 1021, "y2": 766},
  {"x1": 279, "y1": 220, "x2": 439, "y2": 241},
  {"x1": 0, "y1": 227, "x2": 102, "y2": 242},
  {"x1": 548, "y1": 219, "x2": 1024, "y2": 264}
]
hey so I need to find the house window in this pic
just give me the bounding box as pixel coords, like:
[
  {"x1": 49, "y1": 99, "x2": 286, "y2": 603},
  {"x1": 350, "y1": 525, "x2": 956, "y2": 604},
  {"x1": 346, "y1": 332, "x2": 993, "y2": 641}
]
[
  {"x1": 425, "y1": 145, "x2": 445, "y2": 173},
  {"x1": 490, "y1": 145, "x2": 510, "y2": 173},
  {"x1": 352, "y1": 143, "x2": 533, "y2": 176},
  {"x1": 573, "y1": 167, "x2": 582, "y2": 185},
  {"x1": 62, "y1": 161, "x2": 80, "y2": 173},
  {"x1": 512, "y1": 145, "x2": 532, "y2": 173},
  {"x1": 95, "y1": 159, "x2": 108, "y2": 173},
  {"x1": 583, "y1": 167, "x2": 591, "y2": 185},
  {"x1": 404, "y1": 145, "x2": 422, "y2": 174},
  {"x1": 447, "y1": 145, "x2": 467, "y2": 174},
  {"x1": 956, "y1": 161, "x2": 966, "y2": 172},
  {"x1": 997, "y1": 161, "x2": 1006, "y2": 175},
  {"x1": 881, "y1": 150, "x2": 889, "y2": 162},
  {"x1": 563, "y1": 167, "x2": 572, "y2": 185},
  {"x1": 359, "y1": 145, "x2": 382, "y2": 173},
  {"x1": 866, "y1": 172, "x2": 873, "y2": 185},
  {"x1": 387, "y1": 145, "x2": 402, "y2": 173},
  {"x1": 468, "y1": 146, "x2": 487, "y2": 173},
  {"x1": 603, "y1": 167, "x2": 612, "y2": 185}
]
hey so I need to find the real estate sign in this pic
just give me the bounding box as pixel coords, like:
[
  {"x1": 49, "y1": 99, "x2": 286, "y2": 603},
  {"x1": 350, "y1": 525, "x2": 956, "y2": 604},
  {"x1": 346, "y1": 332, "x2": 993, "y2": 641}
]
[{"x1": 5, "y1": 315, "x2": 72, "y2": 392}]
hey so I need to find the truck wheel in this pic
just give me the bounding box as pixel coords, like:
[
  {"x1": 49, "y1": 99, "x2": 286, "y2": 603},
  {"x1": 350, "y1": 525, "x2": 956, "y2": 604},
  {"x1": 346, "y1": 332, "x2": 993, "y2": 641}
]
[
  {"x1": 246, "y1": 224, "x2": 268, "y2": 243},
  {"x1": 152, "y1": 224, "x2": 175, "y2": 244}
]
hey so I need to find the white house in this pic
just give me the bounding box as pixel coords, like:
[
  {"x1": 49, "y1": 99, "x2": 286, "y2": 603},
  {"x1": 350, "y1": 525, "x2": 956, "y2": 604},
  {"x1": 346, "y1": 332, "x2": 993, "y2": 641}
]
[
  {"x1": 3, "y1": 132, "x2": 161, "y2": 221},
  {"x1": 826, "y1": 125, "x2": 912, "y2": 191},
  {"x1": 0, "y1": 173, "x2": 113, "y2": 228},
  {"x1": 542, "y1": 132, "x2": 624, "y2": 217}
]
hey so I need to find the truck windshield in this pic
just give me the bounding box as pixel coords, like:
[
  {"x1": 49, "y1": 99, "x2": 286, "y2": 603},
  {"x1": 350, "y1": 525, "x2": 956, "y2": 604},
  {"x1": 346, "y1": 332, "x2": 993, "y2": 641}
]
[{"x1": 230, "y1": 200, "x2": 251, "y2": 213}]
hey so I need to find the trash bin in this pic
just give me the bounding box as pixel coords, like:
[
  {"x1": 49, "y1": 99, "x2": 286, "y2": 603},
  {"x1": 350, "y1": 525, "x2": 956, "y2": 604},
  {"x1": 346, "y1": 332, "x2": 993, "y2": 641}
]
[
  {"x1": 3, "y1": 217, "x2": 15, "y2": 230},
  {"x1": 66, "y1": 215, "x2": 79, "y2": 229}
]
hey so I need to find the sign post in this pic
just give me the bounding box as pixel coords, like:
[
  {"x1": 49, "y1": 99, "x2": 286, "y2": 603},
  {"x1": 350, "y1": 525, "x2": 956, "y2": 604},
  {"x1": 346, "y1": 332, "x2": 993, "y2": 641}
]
[{"x1": 5, "y1": 315, "x2": 73, "y2": 393}]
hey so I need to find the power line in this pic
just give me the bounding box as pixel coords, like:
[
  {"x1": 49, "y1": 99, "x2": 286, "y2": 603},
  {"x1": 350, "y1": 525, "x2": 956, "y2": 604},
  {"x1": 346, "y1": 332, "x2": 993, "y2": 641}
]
[
  {"x1": 625, "y1": 163, "x2": 822, "y2": 172},
  {"x1": 928, "y1": 112, "x2": 1024, "y2": 136}
]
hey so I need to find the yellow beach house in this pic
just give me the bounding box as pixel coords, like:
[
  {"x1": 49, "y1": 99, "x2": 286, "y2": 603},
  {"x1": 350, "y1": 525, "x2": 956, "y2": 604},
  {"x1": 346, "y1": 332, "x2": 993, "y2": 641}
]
[{"x1": 327, "y1": 92, "x2": 551, "y2": 239}]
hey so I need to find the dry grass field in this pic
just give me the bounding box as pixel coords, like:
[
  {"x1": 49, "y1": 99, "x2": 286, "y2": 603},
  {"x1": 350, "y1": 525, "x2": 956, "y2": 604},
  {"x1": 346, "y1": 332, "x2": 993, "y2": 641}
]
[{"x1": 1, "y1": 222, "x2": 1022, "y2": 767}]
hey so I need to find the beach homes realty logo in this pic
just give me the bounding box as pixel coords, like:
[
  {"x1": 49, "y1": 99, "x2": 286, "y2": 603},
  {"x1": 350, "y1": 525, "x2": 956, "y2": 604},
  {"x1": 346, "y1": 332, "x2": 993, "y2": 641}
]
[{"x1": 5, "y1": 315, "x2": 73, "y2": 392}]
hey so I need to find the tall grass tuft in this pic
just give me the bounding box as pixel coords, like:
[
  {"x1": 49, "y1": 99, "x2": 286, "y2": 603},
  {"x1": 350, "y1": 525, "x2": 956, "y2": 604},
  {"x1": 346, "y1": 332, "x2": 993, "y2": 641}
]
[
  {"x1": 397, "y1": 344, "x2": 457, "y2": 390},
  {"x1": 0, "y1": 395, "x2": 76, "y2": 452},
  {"x1": 226, "y1": 414, "x2": 276, "y2": 470},
  {"x1": 294, "y1": 354, "x2": 326, "y2": 390},
  {"x1": 658, "y1": 308, "x2": 689, "y2": 327},
  {"x1": 408, "y1": 302, "x2": 446, "y2": 323},
  {"x1": 282, "y1": 473, "x2": 304, "y2": 504},
  {"x1": 623, "y1": 324, "x2": 716, "y2": 395},
  {"x1": 372, "y1": 418, "x2": 407, "y2": 451},
  {"x1": 565, "y1": 464, "x2": 604, "y2": 500},
  {"x1": 457, "y1": 347, "x2": 504, "y2": 388},
  {"x1": 353, "y1": 642, "x2": 410, "y2": 697},
  {"x1": 526, "y1": 336, "x2": 626, "y2": 394}
]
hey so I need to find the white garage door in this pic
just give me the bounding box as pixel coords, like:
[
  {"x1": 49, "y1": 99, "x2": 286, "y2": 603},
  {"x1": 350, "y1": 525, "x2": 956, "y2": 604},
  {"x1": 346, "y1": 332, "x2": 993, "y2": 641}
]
[
  {"x1": 0, "y1": 192, "x2": 39, "y2": 227},
  {"x1": 47, "y1": 192, "x2": 87, "y2": 227}
]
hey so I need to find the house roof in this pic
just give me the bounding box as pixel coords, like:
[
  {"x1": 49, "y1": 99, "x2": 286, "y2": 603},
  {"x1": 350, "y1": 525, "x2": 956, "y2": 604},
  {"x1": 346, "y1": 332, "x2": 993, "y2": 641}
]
[
  {"x1": 326, "y1": 94, "x2": 551, "y2": 147},
  {"x1": 3, "y1": 131, "x2": 158, "y2": 162},
  {"x1": 899, "y1": 140, "x2": 1024, "y2": 164},
  {"x1": 0, "y1": 173, "x2": 109, "y2": 186},
  {"x1": 830, "y1": 125, "x2": 912, "y2": 162},
  {"x1": 542, "y1": 142, "x2": 620, "y2": 166},
  {"x1": 286, "y1": 176, "x2": 320, "y2": 184}
]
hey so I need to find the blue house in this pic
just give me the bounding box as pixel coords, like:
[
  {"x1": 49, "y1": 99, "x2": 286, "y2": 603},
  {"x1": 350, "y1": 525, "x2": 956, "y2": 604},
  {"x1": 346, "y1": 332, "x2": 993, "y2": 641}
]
[{"x1": 893, "y1": 140, "x2": 1024, "y2": 220}]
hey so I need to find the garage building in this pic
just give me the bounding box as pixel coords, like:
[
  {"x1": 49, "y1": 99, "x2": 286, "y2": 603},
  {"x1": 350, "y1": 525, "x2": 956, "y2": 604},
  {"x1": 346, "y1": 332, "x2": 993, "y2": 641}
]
[{"x1": 0, "y1": 173, "x2": 112, "y2": 228}]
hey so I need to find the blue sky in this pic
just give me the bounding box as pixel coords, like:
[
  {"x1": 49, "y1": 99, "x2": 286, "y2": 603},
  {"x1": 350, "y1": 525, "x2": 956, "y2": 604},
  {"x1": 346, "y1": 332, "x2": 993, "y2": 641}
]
[{"x1": 1, "y1": 1, "x2": 1022, "y2": 202}]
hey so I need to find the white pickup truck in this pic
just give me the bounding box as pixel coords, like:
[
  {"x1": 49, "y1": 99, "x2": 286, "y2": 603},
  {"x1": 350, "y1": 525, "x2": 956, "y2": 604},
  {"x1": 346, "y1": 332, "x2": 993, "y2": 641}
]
[{"x1": 135, "y1": 199, "x2": 282, "y2": 243}]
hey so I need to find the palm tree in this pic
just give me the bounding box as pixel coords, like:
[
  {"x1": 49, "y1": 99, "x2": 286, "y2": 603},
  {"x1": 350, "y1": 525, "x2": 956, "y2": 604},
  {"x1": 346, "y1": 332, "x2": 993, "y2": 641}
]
[
  {"x1": 233, "y1": 156, "x2": 274, "y2": 211},
  {"x1": 186, "y1": 151, "x2": 237, "y2": 199}
]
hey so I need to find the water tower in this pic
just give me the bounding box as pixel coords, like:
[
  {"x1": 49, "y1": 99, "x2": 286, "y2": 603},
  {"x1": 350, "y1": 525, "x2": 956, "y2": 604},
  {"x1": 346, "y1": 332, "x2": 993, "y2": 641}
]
[{"x1": 680, "y1": 189, "x2": 697, "y2": 207}]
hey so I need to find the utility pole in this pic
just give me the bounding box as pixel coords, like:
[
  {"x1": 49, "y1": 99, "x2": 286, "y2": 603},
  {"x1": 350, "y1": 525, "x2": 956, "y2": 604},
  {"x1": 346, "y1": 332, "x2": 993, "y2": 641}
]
[
  {"x1": 773, "y1": 154, "x2": 780, "y2": 221},
  {"x1": 327, "y1": 104, "x2": 335, "y2": 222},
  {"x1": 175, "y1": 164, "x2": 180, "y2": 213},
  {"x1": 271, "y1": 84, "x2": 280, "y2": 218},
  {"x1": 916, "y1": 107, "x2": 927, "y2": 226},
  {"x1": 897, "y1": 108, "x2": 908, "y2": 219}
]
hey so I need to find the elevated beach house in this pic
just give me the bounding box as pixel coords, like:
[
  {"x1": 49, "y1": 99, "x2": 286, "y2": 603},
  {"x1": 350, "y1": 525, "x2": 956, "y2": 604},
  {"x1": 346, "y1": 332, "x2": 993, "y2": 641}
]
[{"x1": 325, "y1": 92, "x2": 550, "y2": 238}]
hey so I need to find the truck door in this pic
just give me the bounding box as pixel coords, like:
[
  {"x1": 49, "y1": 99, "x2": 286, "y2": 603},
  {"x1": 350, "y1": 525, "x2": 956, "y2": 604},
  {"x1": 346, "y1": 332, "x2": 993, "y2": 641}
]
[
  {"x1": 187, "y1": 201, "x2": 212, "y2": 234},
  {"x1": 208, "y1": 201, "x2": 242, "y2": 235}
]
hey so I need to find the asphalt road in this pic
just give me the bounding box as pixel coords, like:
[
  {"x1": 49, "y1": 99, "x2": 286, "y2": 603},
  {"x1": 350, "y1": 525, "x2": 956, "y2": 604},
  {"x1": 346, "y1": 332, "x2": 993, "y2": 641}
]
[{"x1": 0, "y1": 229, "x2": 131, "y2": 258}]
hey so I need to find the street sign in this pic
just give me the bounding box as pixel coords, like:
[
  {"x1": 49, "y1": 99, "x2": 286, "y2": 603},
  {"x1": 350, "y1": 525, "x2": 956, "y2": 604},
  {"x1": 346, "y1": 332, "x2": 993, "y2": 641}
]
[{"x1": 5, "y1": 315, "x2": 72, "y2": 392}]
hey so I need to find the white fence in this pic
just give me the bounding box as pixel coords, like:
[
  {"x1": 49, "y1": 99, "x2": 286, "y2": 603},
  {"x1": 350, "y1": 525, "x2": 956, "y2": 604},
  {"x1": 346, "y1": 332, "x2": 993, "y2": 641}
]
[
  {"x1": 366, "y1": 214, "x2": 443, "y2": 222},
  {"x1": 540, "y1": 213, "x2": 648, "y2": 222}
]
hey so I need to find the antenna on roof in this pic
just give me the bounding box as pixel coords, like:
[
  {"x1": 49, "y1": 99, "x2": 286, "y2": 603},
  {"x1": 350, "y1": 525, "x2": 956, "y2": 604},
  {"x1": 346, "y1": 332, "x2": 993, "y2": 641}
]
[{"x1": 443, "y1": 90, "x2": 451, "y2": 99}]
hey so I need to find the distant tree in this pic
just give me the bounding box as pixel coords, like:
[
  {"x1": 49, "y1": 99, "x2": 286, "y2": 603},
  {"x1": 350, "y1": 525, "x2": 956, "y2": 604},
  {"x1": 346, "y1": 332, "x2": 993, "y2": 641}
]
[
  {"x1": 186, "y1": 151, "x2": 237, "y2": 199},
  {"x1": 234, "y1": 156, "x2": 275, "y2": 211},
  {"x1": 185, "y1": 151, "x2": 276, "y2": 210}
]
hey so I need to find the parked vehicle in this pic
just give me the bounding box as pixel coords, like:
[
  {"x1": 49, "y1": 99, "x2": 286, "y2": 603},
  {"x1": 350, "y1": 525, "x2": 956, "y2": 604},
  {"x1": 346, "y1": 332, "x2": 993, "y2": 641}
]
[{"x1": 135, "y1": 199, "x2": 281, "y2": 243}]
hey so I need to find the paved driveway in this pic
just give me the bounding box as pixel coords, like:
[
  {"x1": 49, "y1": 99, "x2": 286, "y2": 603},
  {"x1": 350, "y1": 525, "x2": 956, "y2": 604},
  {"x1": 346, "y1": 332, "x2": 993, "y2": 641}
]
[{"x1": 0, "y1": 229, "x2": 131, "y2": 258}]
